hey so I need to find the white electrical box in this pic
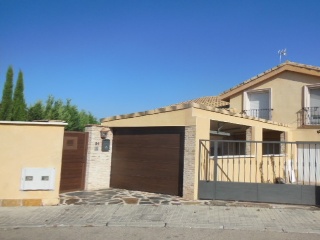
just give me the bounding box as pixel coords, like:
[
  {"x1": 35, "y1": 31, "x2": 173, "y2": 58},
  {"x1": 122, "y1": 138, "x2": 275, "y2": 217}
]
[{"x1": 21, "y1": 168, "x2": 55, "y2": 190}]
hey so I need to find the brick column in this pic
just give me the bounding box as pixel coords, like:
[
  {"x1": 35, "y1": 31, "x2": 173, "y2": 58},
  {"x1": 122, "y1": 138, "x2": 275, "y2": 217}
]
[
  {"x1": 280, "y1": 132, "x2": 286, "y2": 154},
  {"x1": 183, "y1": 125, "x2": 196, "y2": 200},
  {"x1": 246, "y1": 127, "x2": 252, "y2": 155},
  {"x1": 84, "y1": 125, "x2": 113, "y2": 190}
]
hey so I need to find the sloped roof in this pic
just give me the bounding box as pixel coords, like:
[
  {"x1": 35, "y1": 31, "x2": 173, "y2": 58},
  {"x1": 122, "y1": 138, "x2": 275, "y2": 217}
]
[
  {"x1": 168, "y1": 96, "x2": 229, "y2": 108},
  {"x1": 101, "y1": 96, "x2": 229, "y2": 122},
  {"x1": 101, "y1": 101, "x2": 288, "y2": 128},
  {"x1": 219, "y1": 61, "x2": 320, "y2": 100}
]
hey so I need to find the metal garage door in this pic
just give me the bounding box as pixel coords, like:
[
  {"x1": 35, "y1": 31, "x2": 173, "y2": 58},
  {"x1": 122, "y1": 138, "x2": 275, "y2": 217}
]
[
  {"x1": 110, "y1": 127, "x2": 185, "y2": 196},
  {"x1": 60, "y1": 131, "x2": 88, "y2": 193}
]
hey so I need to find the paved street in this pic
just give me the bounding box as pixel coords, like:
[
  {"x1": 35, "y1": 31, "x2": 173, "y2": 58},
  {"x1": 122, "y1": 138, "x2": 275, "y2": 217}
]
[
  {"x1": 2, "y1": 226, "x2": 320, "y2": 240},
  {"x1": 0, "y1": 204, "x2": 319, "y2": 234},
  {"x1": 1, "y1": 189, "x2": 320, "y2": 239}
]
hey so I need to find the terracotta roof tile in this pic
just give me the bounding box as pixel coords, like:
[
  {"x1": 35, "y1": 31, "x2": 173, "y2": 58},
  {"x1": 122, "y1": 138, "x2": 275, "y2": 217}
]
[
  {"x1": 101, "y1": 101, "x2": 289, "y2": 127},
  {"x1": 168, "y1": 96, "x2": 229, "y2": 108}
]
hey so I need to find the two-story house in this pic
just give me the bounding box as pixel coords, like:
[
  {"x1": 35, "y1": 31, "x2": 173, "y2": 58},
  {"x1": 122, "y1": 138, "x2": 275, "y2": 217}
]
[
  {"x1": 100, "y1": 61, "x2": 320, "y2": 205},
  {"x1": 219, "y1": 61, "x2": 320, "y2": 142}
]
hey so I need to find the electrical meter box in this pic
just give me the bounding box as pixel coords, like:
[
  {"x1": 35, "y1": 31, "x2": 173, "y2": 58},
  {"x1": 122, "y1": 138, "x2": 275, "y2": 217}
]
[{"x1": 20, "y1": 168, "x2": 55, "y2": 190}]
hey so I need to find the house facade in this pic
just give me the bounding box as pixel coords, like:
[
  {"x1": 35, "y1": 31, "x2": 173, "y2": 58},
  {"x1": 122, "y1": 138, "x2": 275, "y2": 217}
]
[
  {"x1": 101, "y1": 61, "x2": 320, "y2": 204},
  {"x1": 219, "y1": 61, "x2": 320, "y2": 142}
]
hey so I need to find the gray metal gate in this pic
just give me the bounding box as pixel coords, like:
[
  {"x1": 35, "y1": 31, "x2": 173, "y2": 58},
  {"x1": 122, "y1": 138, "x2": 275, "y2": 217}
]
[{"x1": 198, "y1": 140, "x2": 320, "y2": 205}]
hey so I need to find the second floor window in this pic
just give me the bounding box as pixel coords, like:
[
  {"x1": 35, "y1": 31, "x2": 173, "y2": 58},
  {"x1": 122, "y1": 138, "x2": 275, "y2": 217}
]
[
  {"x1": 243, "y1": 89, "x2": 272, "y2": 120},
  {"x1": 304, "y1": 85, "x2": 320, "y2": 125}
]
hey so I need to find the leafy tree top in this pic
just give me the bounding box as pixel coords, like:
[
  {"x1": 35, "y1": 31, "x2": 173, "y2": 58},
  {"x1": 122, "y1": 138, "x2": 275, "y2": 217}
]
[{"x1": 28, "y1": 96, "x2": 99, "y2": 131}]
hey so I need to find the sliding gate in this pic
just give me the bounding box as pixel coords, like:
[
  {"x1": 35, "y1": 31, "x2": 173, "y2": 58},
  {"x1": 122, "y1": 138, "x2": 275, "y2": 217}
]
[{"x1": 198, "y1": 140, "x2": 320, "y2": 205}]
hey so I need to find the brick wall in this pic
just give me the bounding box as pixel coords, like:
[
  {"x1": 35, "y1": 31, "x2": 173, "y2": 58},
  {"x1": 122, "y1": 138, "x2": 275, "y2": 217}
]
[
  {"x1": 183, "y1": 125, "x2": 196, "y2": 200},
  {"x1": 84, "y1": 125, "x2": 113, "y2": 190},
  {"x1": 246, "y1": 127, "x2": 252, "y2": 154}
]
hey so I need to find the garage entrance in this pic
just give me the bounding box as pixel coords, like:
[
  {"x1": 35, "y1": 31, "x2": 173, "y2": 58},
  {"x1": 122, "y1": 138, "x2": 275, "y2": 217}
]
[{"x1": 110, "y1": 127, "x2": 185, "y2": 196}]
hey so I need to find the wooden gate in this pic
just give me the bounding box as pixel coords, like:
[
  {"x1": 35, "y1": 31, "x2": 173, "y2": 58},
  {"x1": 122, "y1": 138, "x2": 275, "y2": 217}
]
[{"x1": 60, "y1": 131, "x2": 88, "y2": 193}]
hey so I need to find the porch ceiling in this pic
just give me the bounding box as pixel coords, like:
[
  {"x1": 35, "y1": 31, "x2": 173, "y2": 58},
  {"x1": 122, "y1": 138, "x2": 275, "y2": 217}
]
[{"x1": 210, "y1": 121, "x2": 248, "y2": 135}]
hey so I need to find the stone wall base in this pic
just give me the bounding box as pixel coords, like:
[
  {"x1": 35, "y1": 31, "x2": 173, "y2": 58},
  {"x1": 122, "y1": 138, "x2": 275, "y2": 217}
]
[{"x1": 0, "y1": 198, "x2": 59, "y2": 207}]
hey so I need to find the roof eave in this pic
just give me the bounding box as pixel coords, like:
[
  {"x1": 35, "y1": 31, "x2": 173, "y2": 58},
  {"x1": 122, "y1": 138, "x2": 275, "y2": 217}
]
[{"x1": 219, "y1": 62, "x2": 320, "y2": 101}]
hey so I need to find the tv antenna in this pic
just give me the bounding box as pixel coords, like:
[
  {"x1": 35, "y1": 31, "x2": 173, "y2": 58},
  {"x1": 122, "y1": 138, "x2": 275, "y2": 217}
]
[{"x1": 278, "y1": 49, "x2": 287, "y2": 63}]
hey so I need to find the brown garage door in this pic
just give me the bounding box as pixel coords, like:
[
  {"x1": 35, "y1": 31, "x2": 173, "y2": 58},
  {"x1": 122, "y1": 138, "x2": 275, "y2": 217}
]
[
  {"x1": 110, "y1": 127, "x2": 185, "y2": 196},
  {"x1": 60, "y1": 131, "x2": 88, "y2": 193}
]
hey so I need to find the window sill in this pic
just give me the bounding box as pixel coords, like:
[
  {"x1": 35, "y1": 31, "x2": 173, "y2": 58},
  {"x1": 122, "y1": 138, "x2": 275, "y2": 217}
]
[{"x1": 210, "y1": 155, "x2": 255, "y2": 159}]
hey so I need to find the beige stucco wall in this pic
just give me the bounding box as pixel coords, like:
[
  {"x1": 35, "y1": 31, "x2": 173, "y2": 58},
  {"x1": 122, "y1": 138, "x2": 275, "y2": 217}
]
[
  {"x1": 103, "y1": 106, "x2": 288, "y2": 133},
  {"x1": 228, "y1": 71, "x2": 320, "y2": 141},
  {"x1": 290, "y1": 128, "x2": 320, "y2": 142},
  {"x1": 230, "y1": 72, "x2": 320, "y2": 125},
  {"x1": 102, "y1": 108, "x2": 195, "y2": 127},
  {"x1": 192, "y1": 107, "x2": 289, "y2": 133},
  {"x1": 192, "y1": 116, "x2": 210, "y2": 199},
  {"x1": 0, "y1": 121, "x2": 66, "y2": 206}
]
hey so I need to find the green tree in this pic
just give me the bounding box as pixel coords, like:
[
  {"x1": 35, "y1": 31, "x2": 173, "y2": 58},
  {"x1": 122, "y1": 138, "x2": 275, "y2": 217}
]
[
  {"x1": 79, "y1": 110, "x2": 98, "y2": 130},
  {"x1": 51, "y1": 99, "x2": 64, "y2": 120},
  {"x1": 28, "y1": 97, "x2": 99, "y2": 131},
  {"x1": 62, "y1": 99, "x2": 80, "y2": 131},
  {"x1": 12, "y1": 70, "x2": 27, "y2": 121},
  {"x1": 0, "y1": 66, "x2": 14, "y2": 120},
  {"x1": 44, "y1": 95, "x2": 55, "y2": 119},
  {"x1": 27, "y1": 100, "x2": 44, "y2": 121}
]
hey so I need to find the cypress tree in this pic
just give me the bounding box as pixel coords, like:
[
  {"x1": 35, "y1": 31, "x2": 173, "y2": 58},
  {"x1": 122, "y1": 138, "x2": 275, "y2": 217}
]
[
  {"x1": 12, "y1": 70, "x2": 27, "y2": 121},
  {"x1": 0, "y1": 66, "x2": 14, "y2": 120}
]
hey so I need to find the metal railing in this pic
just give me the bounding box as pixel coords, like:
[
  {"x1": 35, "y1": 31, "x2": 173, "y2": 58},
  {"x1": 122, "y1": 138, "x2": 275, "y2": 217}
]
[
  {"x1": 199, "y1": 140, "x2": 320, "y2": 185},
  {"x1": 242, "y1": 109, "x2": 273, "y2": 120},
  {"x1": 301, "y1": 107, "x2": 320, "y2": 125}
]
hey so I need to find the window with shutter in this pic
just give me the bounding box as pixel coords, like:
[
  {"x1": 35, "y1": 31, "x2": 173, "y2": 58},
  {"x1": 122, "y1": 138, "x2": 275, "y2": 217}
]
[
  {"x1": 244, "y1": 89, "x2": 271, "y2": 120},
  {"x1": 304, "y1": 85, "x2": 320, "y2": 125}
]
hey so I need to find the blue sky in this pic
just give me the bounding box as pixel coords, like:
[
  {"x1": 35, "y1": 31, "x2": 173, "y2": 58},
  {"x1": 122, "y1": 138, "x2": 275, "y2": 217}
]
[{"x1": 1, "y1": 0, "x2": 320, "y2": 119}]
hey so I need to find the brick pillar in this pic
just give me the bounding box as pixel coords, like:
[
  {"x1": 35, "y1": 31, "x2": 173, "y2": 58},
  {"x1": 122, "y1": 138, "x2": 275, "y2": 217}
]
[
  {"x1": 246, "y1": 127, "x2": 252, "y2": 155},
  {"x1": 183, "y1": 125, "x2": 196, "y2": 200},
  {"x1": 84, "y1": 125, "x2": 113, "y2": 190},
  {"x1": 280, "y1": 132, "x2": 286, "y2": 154}
]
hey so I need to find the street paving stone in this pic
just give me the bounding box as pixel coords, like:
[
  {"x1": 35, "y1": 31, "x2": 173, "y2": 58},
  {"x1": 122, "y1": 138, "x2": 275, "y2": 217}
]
[
  {"x1": 0, "y1": 204, "x2": 320, "y2": 233},
  {"x1": 0, "y1": 188, "x2": 320, "y2": 234}
]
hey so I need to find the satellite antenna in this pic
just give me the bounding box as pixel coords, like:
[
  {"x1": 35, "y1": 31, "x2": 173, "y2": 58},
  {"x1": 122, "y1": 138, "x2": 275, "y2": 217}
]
[{"x1": 278, "y1": 49, "x2": 287, "y2": 63}]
